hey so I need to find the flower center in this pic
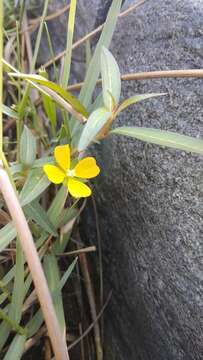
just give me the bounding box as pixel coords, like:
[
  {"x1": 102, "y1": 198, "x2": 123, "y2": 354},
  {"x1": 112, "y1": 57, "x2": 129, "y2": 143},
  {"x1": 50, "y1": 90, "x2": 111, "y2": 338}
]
[{"x1": 67, "y1": 169, "x2": 75, "y2": 178}]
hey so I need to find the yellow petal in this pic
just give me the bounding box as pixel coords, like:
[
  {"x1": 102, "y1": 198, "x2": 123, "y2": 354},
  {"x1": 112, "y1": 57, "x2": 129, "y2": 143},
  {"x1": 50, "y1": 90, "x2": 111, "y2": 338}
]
[
  {"x1": 66, "y1": 178, "x2": 92, "y2": 198},
  {"x1": 74, "y1": 157, "x2": 100, "y2": 179},
  {"x1": 43, "y1": 164, "x2": 65, "y2": 184},
  {"x1": 54, "y1": 145, "x2": 70, "y2": 171}
]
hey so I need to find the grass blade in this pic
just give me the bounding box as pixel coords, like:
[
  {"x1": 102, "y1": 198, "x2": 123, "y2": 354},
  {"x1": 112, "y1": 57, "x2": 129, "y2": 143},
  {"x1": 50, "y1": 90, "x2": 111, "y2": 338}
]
[
  {"x1": 60, "y1": 0, "x2": 77, "y2": 88},
  {"x1": 111, "y1": 127, "x2": 203, "y2": 154},
  {"x1": 79, "y1": 0, "x2": 122, "y2": 107},
  {"x1": 4, "y1": 335, "x2": 26, "y2": 360}
]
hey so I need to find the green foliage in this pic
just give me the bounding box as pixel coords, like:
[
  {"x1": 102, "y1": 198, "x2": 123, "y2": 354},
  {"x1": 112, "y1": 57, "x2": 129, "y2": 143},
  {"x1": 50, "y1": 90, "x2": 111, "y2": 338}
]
[
  {"x1": 20, "y1": 126, "x2": 36, "y2": 167},
  {"x1": 111, "y1": 127, "x2": 203, "y2": 154},
  {"x1": 101, "y1": 46, "x2": 121, "y2": 111}
]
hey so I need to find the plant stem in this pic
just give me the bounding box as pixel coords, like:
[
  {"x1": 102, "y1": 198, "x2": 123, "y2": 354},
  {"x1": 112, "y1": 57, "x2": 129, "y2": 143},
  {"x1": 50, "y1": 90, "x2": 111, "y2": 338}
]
[
  {"x1": 0, "y1": 308, "x2": 27, "y2": 336},
  {"x1": 67, "y1": 69, "x2": 203, "y2": 91}
]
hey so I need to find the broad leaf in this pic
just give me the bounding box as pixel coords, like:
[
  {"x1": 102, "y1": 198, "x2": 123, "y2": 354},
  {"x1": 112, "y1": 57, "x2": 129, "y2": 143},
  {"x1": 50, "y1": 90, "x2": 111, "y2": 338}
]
[
  {"x1": 111, "y1": 127, "x2": 203, "y2": 154},
  {"x1": 101, "y1": 46, "x2": 121, "y2": 111}
]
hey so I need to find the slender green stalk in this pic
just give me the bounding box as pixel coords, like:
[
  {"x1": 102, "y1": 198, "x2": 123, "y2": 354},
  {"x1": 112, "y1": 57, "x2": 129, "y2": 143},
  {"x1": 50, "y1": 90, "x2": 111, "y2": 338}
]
[
  {"x1": 60, "y1": 0, "x2": 77, "y2": 88},
  {"x1": 0, "y1": 308, "x2": 27, "y2": 336},
  {"x1": 0, "y1": 0, "x2": 3, "y2": 155},
  {"x1": 44, "y1": 22, "x2": 59, "y2": 82}
]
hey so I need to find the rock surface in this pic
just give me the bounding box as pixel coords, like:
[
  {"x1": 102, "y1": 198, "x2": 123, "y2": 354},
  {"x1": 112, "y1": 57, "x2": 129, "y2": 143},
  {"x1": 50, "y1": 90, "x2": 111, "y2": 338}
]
[{"x1": 83, "y1": 0, "x2": 203, "y2": 359}]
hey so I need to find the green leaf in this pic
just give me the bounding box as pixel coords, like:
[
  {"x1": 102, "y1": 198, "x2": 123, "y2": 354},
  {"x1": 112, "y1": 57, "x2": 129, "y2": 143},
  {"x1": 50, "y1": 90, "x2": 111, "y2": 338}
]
[
  {"x1": 4, "y1": 335, "x2": 26, "y2": 360},
  {"x1": 88, "y1": 92, "x2": 104, "y2": 113},
  {"x1": 43, "y1": 254, "x2": 65, "y2": 333},
  {"x1": 0, "y1": 222, "x2": 16, "y2": 252},
  {"x1": 115, "y1": 93, "x2": 166, "y2": 115},
  {"x1": 0, "y1": 241, "x2": 24, "y2": 350},
  {"x1": 60, "y1": 0, "x2": 77, "y2": 88},
  {"x1": 2, "y1": 104, "x2": 19, "y2": 119},
  {"x1": 39, "y1": 68, "x2": 57, "y2": 134},
  {"x1": 79, "y1": 0, "x2": 122, "y2": 108},
  {"x1": 27, "y1": 257, "x2": 77, "y2": 337},
  {"x1": 78, "y1": 107, "x2": 111, "y2": 151},
  {"x1": 9, "y1": 73, "x2": 88, "y2": 118},
  {"x1": 24, "y1": 200, "x2": 57, "y2": 236},
  {"x1": 20, "y1": 126, "x2": 36, "y2": 166},
  {"x1": 71, "y1": 0, "x2": 122, "y2": 143},
  {"x1": 19, "y1": 168, "x2": 50, "y2": 207},
  {"x1": 101, "y1": 46, "x2": 121, "y2": 111},
  {"x1": 48, "y1": 185, "x2": 68, "y2": 227},
  {"x1": 111, "y1": 127, "x2": 203, "y2": 154}
]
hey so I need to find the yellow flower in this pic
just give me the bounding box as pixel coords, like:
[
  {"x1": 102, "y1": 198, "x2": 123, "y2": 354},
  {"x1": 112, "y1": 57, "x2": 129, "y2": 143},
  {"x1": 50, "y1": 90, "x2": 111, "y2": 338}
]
[{"x1": 43, "y1": 145, "x2": 100, "y2": 198}]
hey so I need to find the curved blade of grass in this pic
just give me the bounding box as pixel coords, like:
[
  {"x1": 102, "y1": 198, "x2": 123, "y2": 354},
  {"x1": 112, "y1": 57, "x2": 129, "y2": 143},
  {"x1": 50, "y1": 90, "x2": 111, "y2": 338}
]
[
  {"x1": 3, "y1": 104, "x2": 19, "y2": 119},
  {"x1": 111, "y1": 127, "x2": 203, "y2": 154},
  {"x1": 9, "y1": 73, "x2": 88, "y2": 118}
]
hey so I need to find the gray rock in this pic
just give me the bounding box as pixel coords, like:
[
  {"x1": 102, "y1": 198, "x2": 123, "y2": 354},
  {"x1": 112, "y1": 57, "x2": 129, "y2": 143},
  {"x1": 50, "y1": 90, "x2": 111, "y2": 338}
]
[{"x1": 83, "y1": 0, "x2": 203, "y2": 359}]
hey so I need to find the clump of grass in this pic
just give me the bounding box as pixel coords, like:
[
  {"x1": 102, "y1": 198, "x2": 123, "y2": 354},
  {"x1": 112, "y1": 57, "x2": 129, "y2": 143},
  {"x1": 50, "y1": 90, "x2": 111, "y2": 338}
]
[{"x1": 0, "y1": 0, "x2": 203, "y2": 359}]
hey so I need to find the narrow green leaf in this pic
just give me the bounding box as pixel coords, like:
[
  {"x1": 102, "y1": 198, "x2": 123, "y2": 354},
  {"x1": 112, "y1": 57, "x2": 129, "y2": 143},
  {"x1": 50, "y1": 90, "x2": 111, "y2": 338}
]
[
  {"x1": 111, "y1": 127, "x2": 203, "y2": 154},
  {"x1": 19, "y1": 168, "x2": 50, "y2": 207},
  {"x1": 101, "y1": 46, "x2": 121, "y2": 111},
  {"x1": 44, "y1": 254, "x2": 65, "y2": 333},
  {"x1": 27, "y1": 257, "x2": 77, "y2": 337},
  {"x1": 9, "y1": 73, "x2": 88, "y2": 118},
  {"x1": 48, "y1": 185, "x2": 68, "y2": 226},
  {"x1": 39, "y1": 68, "x2": 57, "y2": 134},
  {"x1": 4, "y1": 335, "x2": 26, "y2": 360},
  {"x1": 20, "y1": 125, "x2": 36, "y2": 166},
  {"x1": 78, "y1": 107, "x2": 111, "y2": 151},
  {"x1": 115, "y1": 93, "x2": 166, "y2": 115},
  {"x1": 0, "y1": 222, "x2": 16, "y2": 252},
  {"x1": 3, "y1": 104, "x2": 19, "y2": 119},
  {"x1": 24, "y1": 200, "x2": 57, "y2": 236},
  {"x1": 79, "y1": 0, "x2": 122, "y2": 107},
  {"x1": 9, "y1": 240, "x2": 24, "y2": 324},
  {"x1": 71, "y1": 0, "x2": 122, "y2": 142},
  {"x1": 60, "y1": 0, "x2": 77, "y2": 88},
  {"x1": 0, "y1": 241, "x2": 24, "y2": 350}
]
